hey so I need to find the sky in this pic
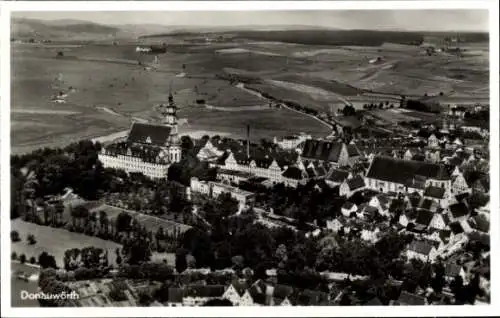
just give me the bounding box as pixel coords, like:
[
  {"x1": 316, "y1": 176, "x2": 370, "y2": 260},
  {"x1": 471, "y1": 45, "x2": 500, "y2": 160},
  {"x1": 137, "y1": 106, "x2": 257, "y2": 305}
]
[{"x1": 14, "y1": 10, "x2": 489, "y2": 32}]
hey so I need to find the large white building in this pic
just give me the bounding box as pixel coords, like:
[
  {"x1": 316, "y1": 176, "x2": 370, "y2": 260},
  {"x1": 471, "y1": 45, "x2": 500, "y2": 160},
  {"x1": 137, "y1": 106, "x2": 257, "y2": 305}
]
[
  {"x1": 365, "y1": 156, "x2": 452, "y2": 195},
  {"x1": 273, "y1": 133, "x2": 312, "y2": 150},
  {"x1": 98, "y1": 91, "x2": 181, "y2": 179},
  {"x1": 190, "y1": 177, "x2": 255, "y2": 210}
]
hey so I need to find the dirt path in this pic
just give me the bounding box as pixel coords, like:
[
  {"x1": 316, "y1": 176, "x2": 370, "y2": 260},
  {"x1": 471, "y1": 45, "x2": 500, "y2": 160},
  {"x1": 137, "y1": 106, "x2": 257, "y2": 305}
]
[{"x1": 235, "y1": 82, "x2": 334, "y2": 131}]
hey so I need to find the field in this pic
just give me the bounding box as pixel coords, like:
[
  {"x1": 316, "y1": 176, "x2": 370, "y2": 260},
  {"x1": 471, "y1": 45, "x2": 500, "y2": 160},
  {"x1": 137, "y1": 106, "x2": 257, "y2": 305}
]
[
  {"x1": 11, "y1": 218, "x2": 122, "y2": 268},
  {"x1": 11, "y1": 30, "x2": 489, "y2": 153},
  {"x1": 91, "y1": 204, "x2": 192, "y2": 235}
]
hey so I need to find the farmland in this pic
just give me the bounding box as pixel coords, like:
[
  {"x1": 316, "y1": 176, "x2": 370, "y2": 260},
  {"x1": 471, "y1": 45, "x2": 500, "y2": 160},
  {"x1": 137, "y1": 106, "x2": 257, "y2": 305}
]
[{"x1": 11, "y1": 23, "x2": 489, "y2": 153}]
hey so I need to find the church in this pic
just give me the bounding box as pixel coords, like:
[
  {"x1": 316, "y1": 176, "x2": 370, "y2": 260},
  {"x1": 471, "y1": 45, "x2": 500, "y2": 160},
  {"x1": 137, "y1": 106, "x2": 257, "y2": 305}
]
[{"x1": 98, "y1": 90, "x2": 182, "y2": 179}]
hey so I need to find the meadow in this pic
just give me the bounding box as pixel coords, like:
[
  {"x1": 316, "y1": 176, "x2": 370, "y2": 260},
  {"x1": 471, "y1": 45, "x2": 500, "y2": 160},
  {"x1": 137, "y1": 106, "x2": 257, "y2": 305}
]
[
  {"x1": 11, "y1": 218, "x2": 123, "y2": 268},
  {"x1": 91, "y1": 204, "x2": 192, "y2": 235}
]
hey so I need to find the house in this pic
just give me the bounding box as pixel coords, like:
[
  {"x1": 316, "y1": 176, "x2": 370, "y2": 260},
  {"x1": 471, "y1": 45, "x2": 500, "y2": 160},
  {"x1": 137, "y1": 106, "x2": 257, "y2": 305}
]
[
  {"x1": 444, "y1": 263, "x2": 467, "y2": 283},
  {"x1": 418, "y1": 198, "x2": 440, "y2": 213},
  {"x1": 359, "y1": 205, "x2": 379, "y2": 220},
  {"x1": 414, "y1": 210, "x2": 434, "y2": 231},
  {"x1": 293, "y1": 289, "x2": 331, "y2": 306},
  {"x1": 341, "y1": 202, "x2": 358, "y2": 217},
  {"x1": 325, "y1": 169, "x2": 350, "y2": 188},
  {"x1": 269, "y1": 284, "x2": 294, "y2": 306},
  {"x1": 223, "y1": 281, "x2": 253, "y2": 306},
  {"x1": 167, "y1": 288, "x2": 184, "y2": 307},
  {"x1": 217, "y1": 168, "x2": 254, "y2": 185},
  {"x1": 281, "y1": 166, "x2": 309, "y2": 188},
  {"x1": 301, "y1": 139, "x2": 360, "y2": 167},
  {"x1": 399, "y1": 209, "x2": 417, "y2": 228},
  {"x1": 340, "y1": 175, "x2": 366, "y2": 197},
  {"x1": 423, "y1": 186, "x2": 449, "y2": 208},
  {"x1": 326, "y1": 218, "x2": 344, "y2": 232},
  {"x1": 361, "y1": 228, "x2": 381, "y2": 243},
  {"x1": 365, "y1": 156, "x2": 451, "y2": 194},
  {"x1": 403, "y1": 149, "x2": 414, "y2": 161},
  {"x1": 429, "y1": 213, "x2": 450, "y2": 231},
  {"x1": 468, "y1": 215, "x2": 490, "y2": 233},
  {"x1": 448, "y1": 221, "x2": 465, "y2": 240},
  {"x1": 425, "y1": 149, "x2": 441, "y2": 163},
  {"x1": 190, "y1": 178, "x2": 255, "y2": 211},
  {"x1": 471, "y1": 177, "x2": 489, "y2": 194},
  {"x1": 182, "y1": 285, "x2": 226, "y2": 306},
  {"x1": 248, "y1": 280, "x2": 270, "y2": 306},
  {"x1": 406, "y1": 240, "x2": 438, "y2": 262},
  {"x1": 428, "y1": 134, "x2": 439, "y2": 148},
  {"x1": 394, "y1": 291, "x2": 427, "y2": 305},
  {"x1": 368, "y1": 194, "x2": 391, "y2": 217},
  {"x1": 274, "y1": 134, "x2": 312, "y2": 150},
  {"x1": 197, "y1": 140, "x2": 225, "y2": 162},
  {"x1": 447, "y1": 202, "x2": 470, "y2": 222},
  {"x1": 451, "y1": 168, "x2": 471, "y2": 195}
]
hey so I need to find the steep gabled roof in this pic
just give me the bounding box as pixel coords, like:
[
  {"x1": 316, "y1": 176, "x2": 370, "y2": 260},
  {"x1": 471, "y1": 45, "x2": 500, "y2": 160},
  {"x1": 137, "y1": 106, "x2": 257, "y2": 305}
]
[
  {"x1": 449, "y1": 221, "x2": 464, "y2": 234},
  {"x1": 127, "y1": 123, "x2": 172, "y2": 146},
  {"x1": 366, "y1": 156, "x2": 451, "y2": 185},
  {"x1": 272, "y1": 284, "x2": 294, "y2": 301},
  {"x1": 444, "y1": 263, "x2": 463, "y2": 277},
  {"x1": 396, "y1": 291, "x2": 426, "y2": 305},
  {"x1": 347, "y1": 175, "x2": 365, "y2": 191},
  {"x1": 302, "y1": 140, "x2": 345, "y2": 162},
  {"x1": 282, "y1": 166, "x2": 307, "y2": 180},
  {"x1": 424, "y1": 186, "x2": 446, "y2": 199},
  {"x1": 327, "y1": 169, "x2": 350, "y2": 183},
  {"x1": 468, "y1": 215, "x2": 489, "y2": 233},
  {"x1": 408, "y1": 240, "x2": 433, "y2": 255},
  {"x1": 449, "y1": 202, "x2": 469, "y2": 219},
  {"x1": 230, "y1": 280, "x2": 250, "y2": 297},
  {"x1": 415, "y1": 210, "x2": 434, "y2": 227},
  {"x1": 184, "y1": 285, "x2": 226, "y2": 298},
  {"x1": 439, "y1": 229, "x2": 451, "y2": 243}
]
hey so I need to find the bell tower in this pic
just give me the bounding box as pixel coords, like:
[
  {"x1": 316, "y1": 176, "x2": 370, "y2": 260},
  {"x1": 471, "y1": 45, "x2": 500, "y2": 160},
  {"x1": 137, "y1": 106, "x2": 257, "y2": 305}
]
[
  {"x1": 158, "y1": 80, "x2": 181, "y2": 163},
  {"x1": 163, "y1": 81, "x2": 178, "y2": 130}
]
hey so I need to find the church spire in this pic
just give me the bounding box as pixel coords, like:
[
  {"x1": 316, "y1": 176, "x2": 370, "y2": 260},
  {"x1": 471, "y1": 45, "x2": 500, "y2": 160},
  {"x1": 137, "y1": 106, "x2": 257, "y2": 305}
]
[{"x1": 168, "y1": 80, "x2": 174, "y2": 103}]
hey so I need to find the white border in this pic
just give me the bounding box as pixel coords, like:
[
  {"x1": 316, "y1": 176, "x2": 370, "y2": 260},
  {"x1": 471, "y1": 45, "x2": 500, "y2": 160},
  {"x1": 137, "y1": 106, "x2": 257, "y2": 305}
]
[{"x1": 1, "y1": 1, "x2": 498, "y2": 317}]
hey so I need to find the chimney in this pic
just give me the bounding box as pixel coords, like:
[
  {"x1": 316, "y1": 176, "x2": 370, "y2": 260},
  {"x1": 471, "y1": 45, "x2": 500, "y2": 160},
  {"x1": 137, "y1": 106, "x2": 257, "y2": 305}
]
[{"x1": 246, "y1": 124, "x2": 250, "y2": 159}]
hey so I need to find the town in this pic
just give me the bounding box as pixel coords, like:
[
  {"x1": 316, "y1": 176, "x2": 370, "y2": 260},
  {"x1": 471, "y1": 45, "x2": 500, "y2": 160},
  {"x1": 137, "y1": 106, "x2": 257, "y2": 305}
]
[
  {"x1": 9, "y1": 10, "x2": 490, "y2": 309},
  {"x1": 11, "y1": 86, "x2": 490, "y2": 307}
]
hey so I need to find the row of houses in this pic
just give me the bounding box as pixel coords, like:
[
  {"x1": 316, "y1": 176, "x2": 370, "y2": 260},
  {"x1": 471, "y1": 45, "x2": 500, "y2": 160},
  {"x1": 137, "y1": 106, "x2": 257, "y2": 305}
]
[{"x1": 164, "y1": 279, "x2": 331, "y2": 306}]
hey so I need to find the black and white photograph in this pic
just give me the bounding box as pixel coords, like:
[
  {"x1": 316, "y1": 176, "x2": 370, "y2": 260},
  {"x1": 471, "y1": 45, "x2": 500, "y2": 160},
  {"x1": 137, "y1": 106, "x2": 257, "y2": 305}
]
[{"x1": 2, "y1": 1, "x2": 498, "y2": 316}]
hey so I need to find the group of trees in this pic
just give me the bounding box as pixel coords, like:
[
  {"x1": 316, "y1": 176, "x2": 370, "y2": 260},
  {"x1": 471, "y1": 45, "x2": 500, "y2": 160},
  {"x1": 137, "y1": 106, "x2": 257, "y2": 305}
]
[
  {"x1": 250, "y1": 181, "x2": 345, "y2": 227},
  {"x1": 362, "y1": 101, "x2": 395, "y2": 110},
  {"x1": 403, "y1": 99, "x2": 441, "y2": 113}
]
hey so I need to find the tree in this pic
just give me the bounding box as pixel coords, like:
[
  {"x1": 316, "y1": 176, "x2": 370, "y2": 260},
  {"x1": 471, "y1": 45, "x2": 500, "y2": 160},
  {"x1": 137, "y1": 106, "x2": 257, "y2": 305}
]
[
  {"x1": 27, "y1": 233, "x2": 37, "y2": 245},
  {"x1": 30, "y1": 256, "x2": 36, "y2": 264},
  {"x1": 203, "y1": 298, "x2": 233, "y2": 306},
  {"x1": 175, "y1": 248, "x2": 188, "y2": 273},
  {"x1": 138, "y1": 290, "x2": 153, "y2": 306},
  {"x1": 11, "y1": 230, "x2": 21, "y2": 242},
  {"x1": 38, "y1": 251, "x2": 57, "y2": 269},
  {"x1": 19, "y1": 254, "x2": 27, "y2": 264},
  {"x1": 11, "y1": 252, "x2": 18, "y2": 260},
  {"x1": 57, "y1": 51, "x2": 64, "y2": 57}
]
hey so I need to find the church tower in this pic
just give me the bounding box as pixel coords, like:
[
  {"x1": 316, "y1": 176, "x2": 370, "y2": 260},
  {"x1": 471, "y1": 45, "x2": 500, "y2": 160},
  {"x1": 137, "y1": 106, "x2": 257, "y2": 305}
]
[{"x1": 159, "y1": 81, "x2": 182, "y2": 163}]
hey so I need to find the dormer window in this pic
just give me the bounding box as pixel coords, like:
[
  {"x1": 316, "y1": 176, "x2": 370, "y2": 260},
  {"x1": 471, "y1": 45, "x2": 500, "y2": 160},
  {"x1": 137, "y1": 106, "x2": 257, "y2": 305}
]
[{"x1": 146, "y1": 136, "x2": 152, "y2": 144}]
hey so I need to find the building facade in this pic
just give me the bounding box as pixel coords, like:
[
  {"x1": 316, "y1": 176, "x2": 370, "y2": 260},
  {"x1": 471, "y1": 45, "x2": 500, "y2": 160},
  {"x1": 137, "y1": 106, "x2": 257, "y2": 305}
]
[{"x1": 98, "y1": 91, "x2": 181, "y2": 179}]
